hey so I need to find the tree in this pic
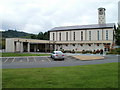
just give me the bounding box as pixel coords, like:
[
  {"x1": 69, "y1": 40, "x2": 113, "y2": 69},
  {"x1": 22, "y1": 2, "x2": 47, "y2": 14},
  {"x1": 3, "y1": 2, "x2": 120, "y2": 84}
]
[
  {"x1": 37, "y1": 32, "x2": 44, "y2": 40},
  {"x1": 31, "y1": 34, "x2": 37, "y2": 39},
  {"x1": 43, "y1": 32, "x2": 49, "y2": 40},
  {"x1": 114, "y1": 24, "x2": 120, "y2": 46},
  {"x1": 37, "y1": 32, "x2": 49, "y2": 40}
]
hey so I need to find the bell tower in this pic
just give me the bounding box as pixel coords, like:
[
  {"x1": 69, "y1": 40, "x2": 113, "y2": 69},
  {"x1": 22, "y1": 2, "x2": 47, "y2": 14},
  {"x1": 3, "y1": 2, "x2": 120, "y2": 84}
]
[{"x1": 98, "y1": 7, "x2": 106, "y2": 24}]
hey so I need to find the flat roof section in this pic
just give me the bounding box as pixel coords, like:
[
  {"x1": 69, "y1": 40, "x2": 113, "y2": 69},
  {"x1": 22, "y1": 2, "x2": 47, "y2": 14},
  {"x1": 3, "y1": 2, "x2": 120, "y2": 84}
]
[{"x1": 6, "y1": 38, "x2": 50, "y2": 44}]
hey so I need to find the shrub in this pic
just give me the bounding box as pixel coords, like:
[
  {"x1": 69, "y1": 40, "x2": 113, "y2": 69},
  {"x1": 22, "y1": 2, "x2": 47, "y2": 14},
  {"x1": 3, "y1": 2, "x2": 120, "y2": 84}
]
[
  {"x1": 63, "y1": 50, "x2": 71, "y2": 53},
  {"x1": 85, "y1": 50, "x2": 92, "y2": 53},
  {"x1": 106, "y1": 48, "x2": 120, "y2": 54},
  {"x1": 75, "y1": 51, "x2": 82, "y2": 53}
]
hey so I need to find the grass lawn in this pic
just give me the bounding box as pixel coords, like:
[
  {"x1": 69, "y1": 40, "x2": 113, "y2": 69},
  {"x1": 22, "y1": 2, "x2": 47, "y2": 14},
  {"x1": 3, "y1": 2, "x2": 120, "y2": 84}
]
[
  {"x1": 2, "y1": 63, "x2": 118, "y2": 88},
  {"x1": 2, "y1": 53, "x2": 50, "y2": 57}
]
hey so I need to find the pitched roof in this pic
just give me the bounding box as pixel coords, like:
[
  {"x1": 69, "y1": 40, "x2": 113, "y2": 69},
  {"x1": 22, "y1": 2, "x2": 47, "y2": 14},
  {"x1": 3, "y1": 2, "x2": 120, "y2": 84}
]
[{"x1": 49, "y1": 23, "x2": 115, "y2": 31}]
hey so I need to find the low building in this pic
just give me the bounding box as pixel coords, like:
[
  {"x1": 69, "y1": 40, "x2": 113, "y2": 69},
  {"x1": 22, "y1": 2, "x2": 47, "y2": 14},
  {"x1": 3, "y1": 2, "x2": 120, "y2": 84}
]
[{"x1": 5, "y1": 38, "x2": 52, "y2": 52}]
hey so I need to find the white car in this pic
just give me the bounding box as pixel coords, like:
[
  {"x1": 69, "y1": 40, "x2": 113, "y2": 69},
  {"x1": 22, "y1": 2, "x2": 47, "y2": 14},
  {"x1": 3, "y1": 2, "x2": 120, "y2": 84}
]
[{"x1": 51, "y1": 51, "x2": 65, "y2": 60}]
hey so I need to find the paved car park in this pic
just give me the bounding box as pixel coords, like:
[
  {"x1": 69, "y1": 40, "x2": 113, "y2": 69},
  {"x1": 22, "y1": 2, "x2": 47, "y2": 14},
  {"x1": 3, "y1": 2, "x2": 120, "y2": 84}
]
[
  {"x1": 1, "y1": 56, "x2": 79, "y2": 64},
  {"x1": 1, "y1": 55, "x2": 119, "y2": 69}
]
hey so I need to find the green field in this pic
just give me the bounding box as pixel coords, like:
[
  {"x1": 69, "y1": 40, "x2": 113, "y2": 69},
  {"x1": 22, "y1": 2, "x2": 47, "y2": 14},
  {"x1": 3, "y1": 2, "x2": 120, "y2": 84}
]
[
  {"x1": 2, "y1": 53, "x2": 50, "y2": 57},
  {"x1": 2, "y1": 63, "x2": 118, "y2": 88}
]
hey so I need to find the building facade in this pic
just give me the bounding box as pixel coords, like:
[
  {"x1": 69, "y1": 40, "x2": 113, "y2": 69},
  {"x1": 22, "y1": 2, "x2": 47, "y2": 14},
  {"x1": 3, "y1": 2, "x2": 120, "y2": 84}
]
[
  {"x1": 49, "y1": 8, "x2": 115, "y2": 52},
  {"x1": 49, "y1": 23, "x2": 115, "y2": 52}
]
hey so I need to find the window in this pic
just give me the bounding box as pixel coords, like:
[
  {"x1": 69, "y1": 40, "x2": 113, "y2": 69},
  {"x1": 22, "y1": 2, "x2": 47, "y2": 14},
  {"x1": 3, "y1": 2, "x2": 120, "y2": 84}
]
[
  {"x1": 73, "y1": 32, "x2": 75, "y2": 41},
  {"x1": 59, "y1": 33, "x2": 61, "y2": 41},
  {"x1": 81, "y1": 31, "x2": 83, "y2": 41},
  {"x1": 97, "y1": 31, "x2": 99, "y2": 40},
  {"x1": 66, "y1": 32, "x2": 68, "y2": 41},
  {"x1": 80, "y1": 44, "x2": 83, "y2": 46},
  {"x1": 106, "y1": 30, "x2": 108, "y2": 40},
  {"x1": 58, "y1": 44, "x2": 61, "y2": 46},
  {"x1": 88, "y1": 44, "x2": 91, "y2": 46},
  {"x1": 89, "y1": 31, "x2": 91, "y2": 41},
  {"x1": 97, "y1": 44, "x2": 99, "y2": 46},
  {"x1": 73, "y1": 44, "x2": 75, "y2": 46},
  {"x1": 53, "y1": 33, "x2": 55, "y2": 41},
  {"x1": 66, "y1": 44, "x2": 68, "y2": 46}
]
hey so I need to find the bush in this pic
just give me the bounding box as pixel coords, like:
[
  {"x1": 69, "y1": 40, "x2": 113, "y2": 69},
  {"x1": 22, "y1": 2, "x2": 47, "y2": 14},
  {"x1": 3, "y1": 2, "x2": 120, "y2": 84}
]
[
  {"x1": 106, "y1": 48, "x2": 120, "y2": 54},
  {"x1": 75, "y1": 51, "x2": 82, "y2": 53},
  {"x1": 82, "y1": 50, "x2": 87, "y2": 54},
  {"x1": 63, "y1": 50, "x2": 71, "y2": 53},
  {"x1": 85, "y1": 50, "x2": 92, "y2": 53},
  {"x1": 71, "y1": 49, "x2": 75, "y2": 53}
]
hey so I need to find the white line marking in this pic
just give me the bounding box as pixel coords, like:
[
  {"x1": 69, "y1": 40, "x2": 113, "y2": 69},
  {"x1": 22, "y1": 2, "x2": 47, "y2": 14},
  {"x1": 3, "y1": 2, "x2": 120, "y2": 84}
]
[
  {"x1": 34, "y1": 57, "x2": 36, "y2": 62},
  {"x1": 12, "y1": 58, "x2": 15, "y2": 62},
  {"x1": 46, "y1": 57, "x2": 51, "y2": 62},
  {"x1": 4, "y1": 58, "x2": 9, "y2": 63},
  {"x1": 19, "y1": 59, "x2": 23, "y2": 62},
  {"x1": 27, "y1": 57, "x2": 29, "y2": 62}
]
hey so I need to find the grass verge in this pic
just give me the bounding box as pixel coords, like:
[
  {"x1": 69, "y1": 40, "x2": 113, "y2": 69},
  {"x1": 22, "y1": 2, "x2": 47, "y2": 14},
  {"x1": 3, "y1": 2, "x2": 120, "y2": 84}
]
[
  {"x1": 2, "y1": 53, "x2": 50, "y2": 57},
  {"x1": 2, "y1": 63, "x2": 118, "y2": 88}
]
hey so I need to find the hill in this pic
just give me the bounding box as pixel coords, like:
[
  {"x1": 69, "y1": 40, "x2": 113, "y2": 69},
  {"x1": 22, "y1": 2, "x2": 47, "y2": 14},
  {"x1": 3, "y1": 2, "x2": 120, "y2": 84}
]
[
  {"x1": 1, "y1": 30, "x2": 34, "y2": 38},
  {"x1": 0, "y1": 30, "x2": 36, "y2": 49},
  {"x1": 0, "y1": 30, "x2": 49, "y2": 49}
]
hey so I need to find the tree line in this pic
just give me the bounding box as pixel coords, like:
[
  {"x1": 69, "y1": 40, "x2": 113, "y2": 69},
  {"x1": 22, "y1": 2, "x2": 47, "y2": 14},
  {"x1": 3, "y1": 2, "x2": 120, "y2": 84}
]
[
  {"x1": 30, "y1": 32, "x2": 49, "y2": 40},
  {"x1": 114, "y1": 24, "x2": 120, "y2": 46}
]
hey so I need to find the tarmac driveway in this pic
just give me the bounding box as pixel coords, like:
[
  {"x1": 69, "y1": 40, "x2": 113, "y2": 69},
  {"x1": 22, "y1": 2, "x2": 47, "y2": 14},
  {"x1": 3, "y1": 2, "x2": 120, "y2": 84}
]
[{"x1": 1, "y1": 55, "x2": 119, "y2": 69}]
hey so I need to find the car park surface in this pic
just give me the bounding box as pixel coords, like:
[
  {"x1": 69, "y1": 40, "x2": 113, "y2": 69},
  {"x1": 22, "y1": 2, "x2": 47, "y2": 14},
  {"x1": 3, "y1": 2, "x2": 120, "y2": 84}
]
[{"x1": 1, "y1": 55, "x2": 119, "y2": 69}]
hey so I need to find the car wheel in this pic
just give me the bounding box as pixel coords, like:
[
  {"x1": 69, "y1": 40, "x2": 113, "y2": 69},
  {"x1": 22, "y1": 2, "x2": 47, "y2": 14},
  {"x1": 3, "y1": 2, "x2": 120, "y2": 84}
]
[
  {"x1": 51, "y1": 55, "x2": 52, "y2": 58},
  {"x1": 54, "y1": 59, "x2": 56, "y2": 61}
]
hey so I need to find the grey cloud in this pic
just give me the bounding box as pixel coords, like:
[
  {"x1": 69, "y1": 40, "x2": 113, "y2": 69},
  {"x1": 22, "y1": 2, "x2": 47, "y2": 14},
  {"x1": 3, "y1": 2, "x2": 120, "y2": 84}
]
[{"x1": 0, "y1": 0, "x2": 119, "y2": 34}]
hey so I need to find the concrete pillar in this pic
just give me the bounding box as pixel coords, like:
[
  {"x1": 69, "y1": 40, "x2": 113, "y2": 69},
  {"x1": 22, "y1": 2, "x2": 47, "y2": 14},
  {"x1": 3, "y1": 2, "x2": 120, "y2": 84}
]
[
  {"x1": 93, "y1": 43, "x2": 95, "y2": 51},
  {"x1": 69, "y1": 43, "x2": 72, "y2": 51},
  {"x1": 102, "y1": 43, "x2": 105, "y2": 51},
  {"x1": 45, "y1": 44, "x2": 47, "y2": 52},
  {"x1": 20, "y1": 42, "x2": 23, "y2": 53},
  {"x1": 54, "y1": 44, "x2": 57, "y2": 51},
  {"x1": 14, "y1": 42, "x2": 16, "y2": 52},
  {"x1": 6, "y1": 38, "x2": 15, "y2": 52},
  {"x1": 27, "y1": 43, "x2": 30, "y2": 52},
  {"x1": 34, "y1": 45, "x2": 36, "y2": 52}
]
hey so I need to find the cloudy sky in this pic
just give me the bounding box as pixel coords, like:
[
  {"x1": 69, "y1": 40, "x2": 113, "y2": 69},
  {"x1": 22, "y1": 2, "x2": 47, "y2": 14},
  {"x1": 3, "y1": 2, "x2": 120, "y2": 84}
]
[{"x1": 0, "y1": 0, "x2": 119, "y2": 34}]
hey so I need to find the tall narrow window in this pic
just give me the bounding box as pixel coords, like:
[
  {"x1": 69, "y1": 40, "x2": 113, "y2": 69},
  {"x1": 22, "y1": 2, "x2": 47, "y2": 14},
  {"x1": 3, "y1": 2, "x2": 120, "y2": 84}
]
[
  {"x1": 97, "y1": 31, "x2": 99, "y2": 40},
  {"x1": 81, "y1": 31, "x2": 83, "y2": 41},
  {"x1": 59, "y1": 32, "x2": 61, "y2": 41},
  {"x1": 53, "y1": 33, "x2": 55, "y2": 41},
  {"x1": 66, "y1": 32, "x2": 68, "y2": 41},
  {"x1": 106, "y1": 30, "x2": 108, "y2": 40},
  {"x1": 89, "y1": 31, "x2": 91, "y2": 41},
  {"x1": 73, "y1": 32, "x2": 75, "y2": 41}
]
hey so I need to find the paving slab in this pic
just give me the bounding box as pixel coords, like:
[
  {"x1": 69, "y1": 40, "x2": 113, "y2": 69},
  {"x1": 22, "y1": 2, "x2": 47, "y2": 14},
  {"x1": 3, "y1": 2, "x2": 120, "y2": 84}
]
[{"x1": 71, "y1": 55, "x2": 104, "y2": 60}]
